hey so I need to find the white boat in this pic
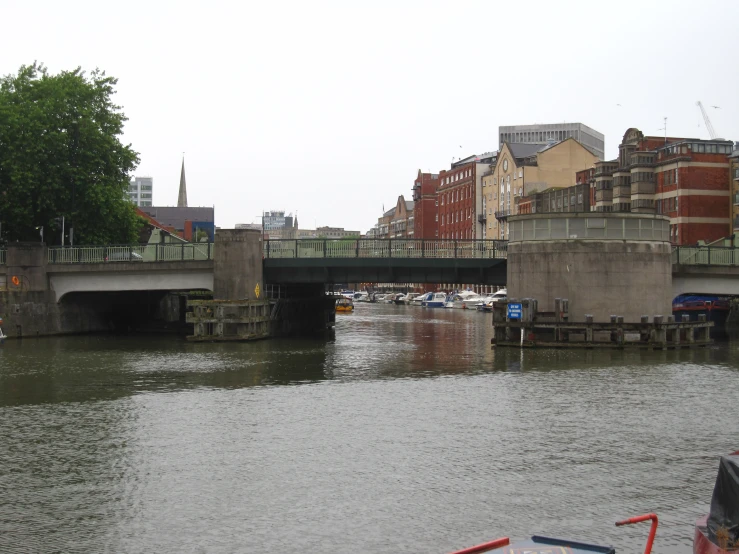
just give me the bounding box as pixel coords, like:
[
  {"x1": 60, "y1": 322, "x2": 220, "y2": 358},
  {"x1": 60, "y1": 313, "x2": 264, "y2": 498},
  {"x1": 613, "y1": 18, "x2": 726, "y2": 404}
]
[
  {"x1": 353, "y1": 292, "x2": 370, "y2": 302},
  {"x1": 445, "y1": 291, "x2": 485, "y2": 309},
  {"x1": 410, "y1": 293, "x2": 427, "y2": 306},
  {"x1": 403, "y1": 293, "x2": 420, "y2": 305},
  {"x1": 476, "y1": 289, "x2": 507, "y2": 312},
  {"x1": 422, "y1": 292, "x2": 448, "y2": 308}
]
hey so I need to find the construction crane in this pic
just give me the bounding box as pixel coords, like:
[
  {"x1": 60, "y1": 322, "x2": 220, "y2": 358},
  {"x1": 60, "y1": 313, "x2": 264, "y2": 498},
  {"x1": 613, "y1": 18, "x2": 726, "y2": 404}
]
[{"x1": 696, "y1": 101, "x2": 718, "y2": 139}]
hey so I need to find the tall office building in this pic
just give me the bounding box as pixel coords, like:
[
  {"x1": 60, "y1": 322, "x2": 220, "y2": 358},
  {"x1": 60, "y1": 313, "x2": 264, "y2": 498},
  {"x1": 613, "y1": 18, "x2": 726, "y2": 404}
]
[
  {"x1": 499, "y1": 122, "x2": 605, "y2": 160},
  {"x1": 128, "y1": 177, "x2": 154, "y2": 207}
]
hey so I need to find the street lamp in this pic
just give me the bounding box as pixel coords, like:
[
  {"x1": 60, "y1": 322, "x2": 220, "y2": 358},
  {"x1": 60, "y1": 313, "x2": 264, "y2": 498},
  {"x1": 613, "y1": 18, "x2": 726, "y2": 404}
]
[{"x1": 35, "y1": 226, "x2": 44, "y2": 244}]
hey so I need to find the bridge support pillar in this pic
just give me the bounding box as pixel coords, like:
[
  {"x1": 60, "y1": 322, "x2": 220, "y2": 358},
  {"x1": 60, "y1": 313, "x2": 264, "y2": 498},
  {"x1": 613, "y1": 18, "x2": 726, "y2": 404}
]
[{"x1": 213, "y1": 229, "x2": 263, "y2": 301}]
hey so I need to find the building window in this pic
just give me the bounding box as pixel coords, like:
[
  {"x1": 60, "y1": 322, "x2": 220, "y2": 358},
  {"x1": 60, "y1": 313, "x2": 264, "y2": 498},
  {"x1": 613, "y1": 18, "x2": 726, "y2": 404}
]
[
  {"x1": 435, "y1": 214, "x2": 438, "y2": 222},
  {"x1": 519, "y1": 169, "x2": 523, "y2": 178}
]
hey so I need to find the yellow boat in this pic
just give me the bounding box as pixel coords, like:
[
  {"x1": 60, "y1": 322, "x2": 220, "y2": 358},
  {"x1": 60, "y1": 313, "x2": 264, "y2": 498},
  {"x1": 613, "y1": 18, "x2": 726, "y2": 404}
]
[{"x1": 335, "y1": 297, "x2": 354, "y2": 313}]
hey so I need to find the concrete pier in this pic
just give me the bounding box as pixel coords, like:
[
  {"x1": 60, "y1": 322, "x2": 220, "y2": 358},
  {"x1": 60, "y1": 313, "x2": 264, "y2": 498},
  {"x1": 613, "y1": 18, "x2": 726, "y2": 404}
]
[{"x1": 506, "y1": 212, "x2": 673, "y2": 322}]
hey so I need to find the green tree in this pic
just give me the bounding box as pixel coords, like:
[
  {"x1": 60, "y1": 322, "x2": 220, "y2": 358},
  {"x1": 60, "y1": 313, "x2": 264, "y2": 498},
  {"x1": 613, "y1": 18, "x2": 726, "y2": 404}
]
[{"x1": 0, "y1": 62, "x2": 142, "y2": 244}]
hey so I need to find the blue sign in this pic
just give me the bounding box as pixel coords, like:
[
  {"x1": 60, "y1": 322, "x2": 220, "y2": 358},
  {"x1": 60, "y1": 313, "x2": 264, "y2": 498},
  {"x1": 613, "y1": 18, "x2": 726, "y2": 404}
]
[{"x1": 507, "y1": 303, "x2": 522, "y2": 320}]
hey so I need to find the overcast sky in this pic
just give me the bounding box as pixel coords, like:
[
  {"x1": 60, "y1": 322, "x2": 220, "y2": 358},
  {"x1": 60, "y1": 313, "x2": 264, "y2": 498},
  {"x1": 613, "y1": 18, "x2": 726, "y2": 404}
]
[{"x1": 4, "y1": 0, "x2": 738, "y2": 232}]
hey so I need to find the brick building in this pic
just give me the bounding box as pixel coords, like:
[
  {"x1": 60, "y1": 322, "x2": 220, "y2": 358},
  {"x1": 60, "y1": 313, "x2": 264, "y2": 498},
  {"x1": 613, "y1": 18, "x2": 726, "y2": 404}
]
[
  {"x1": 438, "y1": 152, "x2": 497, "y2": 240},
  {"x1": 412, "y1": 170, "x2": 440, "y2": 239},
  {"x1": 731, "y1": 145, "x2": 739, "y2": 235},
  {"x1": 376, "y1": 196, "x2": 414, "y2": 239},
  {"x1": 593, "y1": 128, "x2": 734, "y2": 244}
]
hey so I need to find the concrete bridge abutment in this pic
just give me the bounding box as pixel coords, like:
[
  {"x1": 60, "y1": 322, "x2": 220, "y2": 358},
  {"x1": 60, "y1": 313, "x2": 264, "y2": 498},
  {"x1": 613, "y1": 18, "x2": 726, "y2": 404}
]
[{"x1": 507, "y1": 213, "x2": 673, "y2": 322}]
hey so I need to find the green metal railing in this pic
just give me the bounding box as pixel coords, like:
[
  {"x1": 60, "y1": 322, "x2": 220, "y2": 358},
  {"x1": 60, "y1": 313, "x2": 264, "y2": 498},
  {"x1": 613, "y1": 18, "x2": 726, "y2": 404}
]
[
  {"x1": 263, "y1": 239, "x2": 508, "y2": 259},
  {"x1": 1, "y1": 242, "x2": 734, "y2": 268},
  {"x1": 672, "y1": 246, "x2": 739, "y2": 267},
  {"x1": 47, "y1": 243, "x2": 214, "y2": 264}
]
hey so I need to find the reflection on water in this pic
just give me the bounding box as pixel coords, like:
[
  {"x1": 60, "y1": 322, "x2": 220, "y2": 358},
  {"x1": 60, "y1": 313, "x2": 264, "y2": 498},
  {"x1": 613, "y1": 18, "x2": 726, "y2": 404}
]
[{"x1": 1, "y1": 303, "x2": 738, "y2": 553}]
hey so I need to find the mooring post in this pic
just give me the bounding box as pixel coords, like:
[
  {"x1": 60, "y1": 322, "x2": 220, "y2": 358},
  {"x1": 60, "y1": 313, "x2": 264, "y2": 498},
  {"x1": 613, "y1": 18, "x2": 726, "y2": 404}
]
[
  {"x1": 640, "y1": 315, "x2": 649, "y2": 342},
  {"x1": 686, "y1": 314, "x2": 696, "y2": 344},
  {"x1": 585, "y1": 315, "x2": 593, "y2": 343},
  {"x1": 697, "y1": 313, "x2": 708, "y2": 343},
  {"x1": 669, "y1": 315, "x2": 681, "y2": 346},
  {"x1": 653, "y1": 315, "x2": 665, "y2": 349}
]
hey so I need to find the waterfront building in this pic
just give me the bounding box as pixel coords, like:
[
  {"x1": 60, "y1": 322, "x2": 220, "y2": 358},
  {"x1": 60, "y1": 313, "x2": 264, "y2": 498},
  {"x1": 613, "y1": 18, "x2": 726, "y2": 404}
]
[
  {"x1": 412, "y1": 170, "x2": 440, "y2": 239},
  {"x1": 499, "y1": 122, "x2": 605, "y2": 160},
  {"x1": 593, "y1": 128, "x2": 735, "y2": 244},
  {"x1": 128, "y1": 177, "x2": 154, "y2": 207},
  {"x1": 390, "y1": 196, "x2": 414, "y2": 239},
  {"x1": 438, "y1": 152, "x2": 497, "y2": 241},
  {"x1": 375, "y1": 196, "x2": 414, "y2": 239},
  {"x1": 516, "y1": 183, "x2": 591, "y2": 216},
  {"x1": 492, "y1": 139, "x2": 598, "y2": 239},
  {"x1": 731, "y1": 144, "x2": 739, "y2": 235}
]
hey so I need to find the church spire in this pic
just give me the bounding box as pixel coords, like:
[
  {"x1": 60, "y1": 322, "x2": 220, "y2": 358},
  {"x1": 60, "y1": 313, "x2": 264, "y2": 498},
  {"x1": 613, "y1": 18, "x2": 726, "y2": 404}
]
[{"x1": 177, "y1": 156, "x2": 188, "y2": 208}]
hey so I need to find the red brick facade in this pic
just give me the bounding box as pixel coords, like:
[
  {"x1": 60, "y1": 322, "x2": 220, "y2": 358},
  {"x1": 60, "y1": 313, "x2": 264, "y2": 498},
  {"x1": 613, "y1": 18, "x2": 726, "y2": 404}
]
[
  {"x1": 437, "y1": 163, "x2": 476, "y2": 240},
  {"x1": 412, "y1": 170, "x2": 440, "y2": 239},
  {"x1": 595, "y1": 128, "x2": 733, "y2": 245}
]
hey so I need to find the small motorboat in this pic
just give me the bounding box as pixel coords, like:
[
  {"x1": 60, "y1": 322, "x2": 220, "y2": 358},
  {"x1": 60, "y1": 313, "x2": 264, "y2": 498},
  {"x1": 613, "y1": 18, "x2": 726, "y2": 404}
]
[
  {"x1": 353, "y1": 291, "x2": 370, "y2": 303},
  {"x1": 422, "y1": 292, "x2": 448, "y2": 308},
  {"x1": 0, "y1": 316, "x2": 5, "y2": 344},
  {"x1": 450, "y1": 513, "x2": 657, "y2": 554},
  {"x1": 445, "y1": 291, "x2": 484, "y2": 309},
  {"x1": 476, "y1": 289, "x2": 507, "y2": 312},
  {"x1": 693, "y1": 451, "x2": 739, "y2": 554},
  {"x1": 335, "y1": 297, "x2": 354, "y2": 313},
  {"x1": 410, "y1": 293, "x2": 427, "y2": 306}
]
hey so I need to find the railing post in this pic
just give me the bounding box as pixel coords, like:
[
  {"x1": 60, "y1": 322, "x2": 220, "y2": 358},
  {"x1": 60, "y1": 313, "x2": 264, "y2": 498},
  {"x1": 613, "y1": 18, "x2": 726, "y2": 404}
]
[
  {"x1": 323, "y1": 239, "x2": 327, "y2": 258},
  {"x1": 708, "y1": 246, "x2": 711, "y2": 265},
  {"x1": 421, "y1": 239, "x2": 425, "y2": 258},
  {"x1": 355, "y1": 239, "x2": 359, "y2": 258},
  {"x1": 267, "y1": 240, "x2": 270, "y2": 259},
  {"x1": 388, "y1": 239, "x2": 392, "y2": 258},
  {"x1": 454, "y1": 240, "x2": 458, "y2": 258}
]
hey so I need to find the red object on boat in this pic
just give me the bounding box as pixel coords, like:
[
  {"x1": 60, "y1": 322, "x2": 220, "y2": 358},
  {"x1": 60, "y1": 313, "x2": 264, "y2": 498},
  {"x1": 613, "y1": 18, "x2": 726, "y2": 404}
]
[
  {"x1": 447, "y1": 537, "x2": 510, "y2": 554},
  {"x1": 694, "y1": 515, "x2": 739, "y2": 554},
  {"x1": 615, "y1": 513, "x2": 658, "y2": 554}
]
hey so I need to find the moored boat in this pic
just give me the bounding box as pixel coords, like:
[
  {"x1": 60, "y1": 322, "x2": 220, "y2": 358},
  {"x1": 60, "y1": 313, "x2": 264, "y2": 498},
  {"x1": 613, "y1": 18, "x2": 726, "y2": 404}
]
[
  {"x1": 422, "y1": 292, "x2": 448, "y2": 308},
  {"x1": 693, "y1": 451, "x2": 739, "y2": 554},
  {"x1": 445, "y1": 291, "x2": 484, "y2": 309},
  {"x1": 476, "y1": 289, "x2": 507, "y2": 312},
  {"x1": 335, "y1": 297, "x2": 354, "y2": 313},
  {"x1": 673, "y1": 295, "x2": 730, "y2": 337}
]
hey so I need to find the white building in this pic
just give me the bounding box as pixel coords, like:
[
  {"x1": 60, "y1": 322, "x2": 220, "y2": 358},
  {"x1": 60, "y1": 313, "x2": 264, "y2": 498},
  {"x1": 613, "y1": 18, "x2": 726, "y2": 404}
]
[{"x1": 128, "y1": 177, "x2": 153, "y2": 207}]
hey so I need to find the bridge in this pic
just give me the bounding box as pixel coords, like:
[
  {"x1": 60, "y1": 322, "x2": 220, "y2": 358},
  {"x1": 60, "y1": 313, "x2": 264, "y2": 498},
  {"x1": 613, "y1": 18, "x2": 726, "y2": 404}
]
[{"x1": 3, "y1": 240, "x2": 739, "y2": 297}]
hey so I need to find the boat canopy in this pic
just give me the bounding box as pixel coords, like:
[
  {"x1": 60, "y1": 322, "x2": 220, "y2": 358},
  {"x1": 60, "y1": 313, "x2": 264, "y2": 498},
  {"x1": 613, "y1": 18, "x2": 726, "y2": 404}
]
[{"x1": 707, "y1": 452, "x2": 739, "y2": 546}]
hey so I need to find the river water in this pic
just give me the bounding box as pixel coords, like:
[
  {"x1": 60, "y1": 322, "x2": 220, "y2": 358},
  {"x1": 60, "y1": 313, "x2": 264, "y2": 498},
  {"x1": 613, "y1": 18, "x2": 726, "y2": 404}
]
[{"x1": 1, "y1": 303, "x2": 738, "y2": 554}]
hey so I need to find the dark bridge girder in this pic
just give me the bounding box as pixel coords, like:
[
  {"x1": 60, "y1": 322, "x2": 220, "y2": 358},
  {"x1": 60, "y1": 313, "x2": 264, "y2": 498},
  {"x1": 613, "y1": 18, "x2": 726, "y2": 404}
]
[{"x1": 264, "y1": 258, "x2": 507, "y2": 285}]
